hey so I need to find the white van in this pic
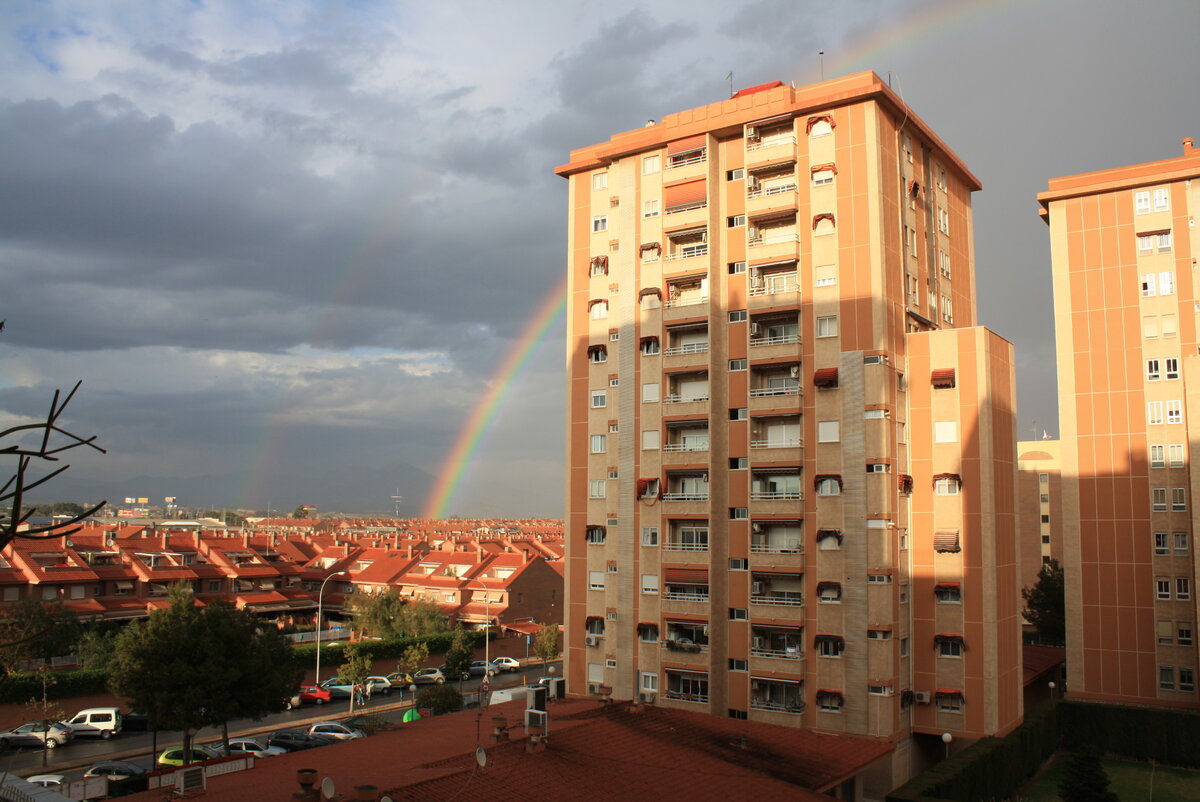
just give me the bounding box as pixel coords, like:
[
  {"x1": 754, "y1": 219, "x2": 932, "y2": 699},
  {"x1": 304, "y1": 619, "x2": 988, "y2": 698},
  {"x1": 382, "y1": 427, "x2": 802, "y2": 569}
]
[{"x1": 68, "y1": 707, "x2": 122, "y2": 739}]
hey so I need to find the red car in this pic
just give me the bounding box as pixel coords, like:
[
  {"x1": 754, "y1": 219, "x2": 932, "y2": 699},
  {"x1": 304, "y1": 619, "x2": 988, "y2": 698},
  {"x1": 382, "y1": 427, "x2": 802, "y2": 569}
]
[{"x1": 298, "y1": 685, "x2": 331, "y2": 705}]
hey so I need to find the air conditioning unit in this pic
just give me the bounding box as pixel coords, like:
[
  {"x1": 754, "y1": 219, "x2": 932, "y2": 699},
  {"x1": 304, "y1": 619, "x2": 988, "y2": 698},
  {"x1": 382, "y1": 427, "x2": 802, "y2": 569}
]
[
  {"x1": 868, "y1": 463, "x2": 886, "y2": 473},
  {"x1": 751, "y1": 523, "x2": 763, "y2": 534},
  {"x1": 747, "y1": 176, "x2": 761, "y2": 191},
  {"x1": 750, "y1": 323, "x2": 761, "y2": 336},
  {"x1": 587, "y1": 682, "x2": 602, "y2": 695},
  {"x1": 525, "y1": 708, "x2": 548, "y2": 733},
  {"x1": 914, "y1": 691, "x2": 931, "y2": 704},
  {"x1": 638, "y1": 692, "x2": 657, "y2": 704},
  {"x1": 789, "y1": 365, "x2": 800, "y2": 378},
  {"x1": 751, "y1": 581, "x2": 765, "y2": 595},
  {"x1": 752, "y1": 636, "x2": 764, "y2": 649},
  {"x1": 585, "y1": 635, "x2": 600, "y2": 647}
]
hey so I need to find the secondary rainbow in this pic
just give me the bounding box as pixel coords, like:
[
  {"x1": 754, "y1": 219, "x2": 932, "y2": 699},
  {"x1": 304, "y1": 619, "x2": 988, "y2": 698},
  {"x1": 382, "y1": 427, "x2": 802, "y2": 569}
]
[{"x1": 422, "y1": 282, "x2": 568, "y2": 518}]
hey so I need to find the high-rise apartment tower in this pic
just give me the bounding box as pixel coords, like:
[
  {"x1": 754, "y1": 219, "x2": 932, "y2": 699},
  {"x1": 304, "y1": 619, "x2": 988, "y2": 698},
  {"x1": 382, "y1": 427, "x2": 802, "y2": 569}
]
[
  {"x1": 1039, "y1": 138, "x2": 1200, "y2": 708},
  {"x1": 558, "y1": 72, "x2": 1024, "y2": 786}
]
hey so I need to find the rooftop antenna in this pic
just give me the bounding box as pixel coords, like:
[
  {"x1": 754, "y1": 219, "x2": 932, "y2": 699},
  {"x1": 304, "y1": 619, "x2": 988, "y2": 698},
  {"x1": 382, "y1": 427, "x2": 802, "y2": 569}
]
[
  {"x1": 725, "y1": 71, "x2": 733, "y2": 97},
  {"x1": 391, "y1": 490, "x2": 403, "y2": 519},
  {"x1": 819, "y1": 51, "x2": 825, "y2": 81}
]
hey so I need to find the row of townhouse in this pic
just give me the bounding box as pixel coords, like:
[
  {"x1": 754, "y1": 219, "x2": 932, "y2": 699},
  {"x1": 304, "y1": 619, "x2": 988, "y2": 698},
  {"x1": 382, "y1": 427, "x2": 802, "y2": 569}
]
[{"x1": 2, "y1": 520, "x2": 564, "y2": 629}]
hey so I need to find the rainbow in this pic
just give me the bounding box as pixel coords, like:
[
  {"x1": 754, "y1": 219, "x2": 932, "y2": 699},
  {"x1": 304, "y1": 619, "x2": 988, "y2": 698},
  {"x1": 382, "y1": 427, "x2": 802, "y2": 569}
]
[{"x1": 422, "y1": 282, "x2": 568, "y2": 518}]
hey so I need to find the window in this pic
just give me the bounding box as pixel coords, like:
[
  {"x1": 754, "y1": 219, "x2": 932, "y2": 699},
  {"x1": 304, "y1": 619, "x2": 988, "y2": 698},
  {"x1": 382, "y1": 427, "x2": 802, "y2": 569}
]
[
  {"x1": 1157, "y1": 579, "x2": 1171, "y2": 599},
  {"x1": 1166, "y1": 358, "x2": 1180, "y2": 380},
  {"x1": 1151, "y1": 445, "x2": 1165, "y2": 467},
  {"x1": 641, "y1": 338, "x2": 660, "y2": 356},
  {"x1": 591, "y1": 390, "x2": 607, "y2": 408},
  {"x1": 727, "y1": 168, "x2": 745, "y2": 181},
  {"x1": 1155, "y1": 532, "x2": 1170, "y2": 554},
  {"x1": 816, "y1": 316, "x2": 838, "y2": 338},
  {"x1": 867, "y1": 629, "x2": 892, "y2": 639},
  {"x1": 730, "y1": 408, "x2": 748, "y2": 421},
  {"x1": 1177, "y1": 577, "x2": 1191, "y2": 600},
  {"x1": 1139, "y1": 235, "x2": 1154, "y2": 253},
  {"x1": 938, "y1": 207, "x2": 950, "y2": 235},
  {"x1": 1153, "y1": 488, "x2": 1168, "y2": 510},
  {"x1": 589, "y1": 571, "x2": 605, "y2": 591},
  {"x1": 1154, "y1": 188, "x2": 1170, "y2": 211},
  {"x1": 1179, "y1": 624, "x2": 1194, "y2": 646},
  {"x1": 816, "y1": 477, "x2": 841, "y2": 496},
  {"x1": 729, "y1": 507, "x2": 748, "y2": 520},
  {"x1": 607, "y1": 469, "x2": 619, "y2": 480},
  {"x1": 1167, "y1": 401, "x2": 1183, "y2": 424},
  {"x1": 1135, "y1": 191, "x2": 1151, "y2": 214},
  {"x1": 642, "y1": 383, "x2": 660, "y2": 403},
  {"x1": 643, "y1": 155, "x2": 660, "y2": 174},
  {"x1": 810, "y1": 119, "x2": 833, "y2": 137},
  {"x1": 642, "y1": 430, "x2": 660, "y2": 450},
  {"x1": 817, "y1": 421, "x2": 840, "y2": 443},
  {"x1": 935, "y1": 584, "x2": 962, "y2": 602},
  {"x1": 641, "y1": 574, "x2": 659, "y2": 594},
  {"x1": 935, "y1": 478, "x2": 960, "y2": 495},
  {"x1": 938, "y1": 640, "x2": 963, "y2": 658},
  {"x1": 592, "y1": 172, "x2": 608, "y2": 191},
  {"x1": 1144, "y1": 316, "x2": 1159, "y2": 339},
  {"x1": 1174, "y1": 488, "x2": 1188, "y2": 511},
  {"x1": 1142, "y1": 273, "x2": 1157, "y2": 296},
  {"x1": 728, "y1": 608, "x2": 747, "y2": 621},
  {"x1": 610, "y1": 377, "x2": 619, "y2": 386},
  {"x1": 643, "y1": 199, "x2": 660, "y2": 218},
  {"x1": 812, "y1": 168, "x2": 834, "y2": 186},
  {"x1": 816, "y1": 638, "x2": 843, "y2": 657},
  {"x1": 1161, "y1": 666, "x2": 1175, "y2": 691},
  {"x1": 867, "y1": 574, "x2": 892, "y2": 584},
  {"x1": 589, "y1": 480, "x2": 606, "y2": 499},
  {"x1": 814, "y1": 264, "x2": 837, "y2": 287},
  {"x1": 610, "y1": 331, "x2": 620, "y2": 341},
  {"x1": 591, "y1": 434, "x2": 606, "y2": 453},
  {"x1": 1162, "y1": 315, "x2": 1178, "y2": 337},
  {"x1": 1181, "y1": 668, "x2": 1196, "y2": 693},
  {"x1": 728, "y1": 310, "x2": 747, "y2": 322},
  {"x1": 586, "y1": 526, "x2": 607, "y2": 544},
  {"x1": 1159, "y1": 619, "x2": 1175, "y2": 644},
  {"x1": 727, "y1": 215, "x2": 745, "y2": 227},
  {"x1": 1148, "y1": 402, "x2": 1164, "y2": 425},
  {"x1": 728, "y1": 261, "x2": 747, "y2": 274},
  {"x1": 641, "y1": 672, "x2": 659, "y2": 693},
  {"x1": 611, "y1": 422, "x2": 620, "y2": 433},
  {"x1": 729, "y1": 358, "x2": 747, "y2": 371},
  {"x1": 934, "y1": 421, "x2": 958, "y2": 443},
  {"x1": 591, "y1": 301, "x2": 608, "y2": 320},
  {"x1": 729, "y1": 558, "x2": 748, "y2": 570},
  {"x1": 593, "y1": 216, "x2": 608, "y2": 232},
  {"x1": 639, "y1": 625, "x2": 659, "y2": 643},
  {"x1": 1148, "y1": 359, "x2": 1161, "y2": 381},
  {"x1": 641, "y1": 527, "x2": 659, "y2": 546},
  {"x1": 1175, "y1": 532, "x2": 1189, "y2": 552},
  {"x1": 1159, "y1": 233, "x2": 1173, "y2": 251},
  {"x1": 1160, "y1": 272, "x2": 1175, "y2": 295}
]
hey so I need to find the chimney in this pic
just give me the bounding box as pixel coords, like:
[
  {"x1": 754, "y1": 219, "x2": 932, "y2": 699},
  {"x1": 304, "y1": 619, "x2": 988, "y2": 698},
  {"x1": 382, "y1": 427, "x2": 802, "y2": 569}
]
[
  {"x1": 1185, "y1": 137, "x2": 1195, "y2": 156},
  {"x1": 242, "y1": 531, "x2": 250, "y2": 549},
  {"x1": 162, "y1": 530, "x2": 169, "y2": 551},
  {"x1": 294, "y1": 769, "x2": 319, "y2": 802}
]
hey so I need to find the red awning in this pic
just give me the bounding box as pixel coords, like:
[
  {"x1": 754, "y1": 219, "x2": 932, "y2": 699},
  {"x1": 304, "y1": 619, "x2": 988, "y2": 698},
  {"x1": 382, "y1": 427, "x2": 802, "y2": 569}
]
[
  {"x1": 934, "y1": 582, "x2": 961, "y2": 590},
  {"x1": 814, "y1": 474, "x2": 843, "y2": 490},
  {"x1": 810, "y1": 162, "x2": 838, "y2": 175},
  {"x1": 935, "y1": 689, "x2": 964, "y2": 699},
  {"x1": 639, "y1": 287, "x2": 663, "y2": 299},
  {"x1": 812, "y1": 212, "x2": 836, "y2": 230},
  {"x1": 806, "y1": 114, "x2": 836, "y2": 133},
  {"x1": 931, "y1": 368, "x2": 956, "y2": 388},
  {"x1": 813, "y1": 368, "x2": 838, "y2": 388},
  {"x1": 585, "y1": 616, "x2": 603, "y2": 622},
  {"x1": 933, "y1": 473, "x2": 962, "y2": 485},
  {"x1": 587, "y1": 298, "x2": 605, "y2": 309},
  {"x1": 1137, "y1": 228, "x2": 1171, "y2": 237},
  {"x1": 663, "y1": 568, "x2": 709, "y2": 584},
  {"x1": 640, "y1": 335, "x2": 659, "y2": 346},
  {"x1": 587, "y1": 345, "x2": 607, "y2": 356},
  {"x1": 665, "y1": 180, "x2": 707, "y2": 211},
  {"x1": 934, "y1": 531, "x2": 961, "y2": 553},
  {"x1": 640, "y1": 242, "x2": 662, "y2": 254},
  {"x1": 748, "y1": 208, "x2": 797, "y2": 224},
  {"x1": 667, "y1": 134, "x2": 707, "y2": 155}
]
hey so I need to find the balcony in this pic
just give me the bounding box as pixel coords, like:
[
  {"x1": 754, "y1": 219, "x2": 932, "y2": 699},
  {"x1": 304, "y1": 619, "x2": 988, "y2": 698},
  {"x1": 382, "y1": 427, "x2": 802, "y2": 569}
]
[
  {"x1": 749, "y1": 438, "x2": 803, "y2": 449},
  {"x1": 663, "y1": 541, "x2": 709, "y2": 552},
  {"x1": 663, "y1": 439, "x2": 709, "y2": 452},
  {"x1": 750, "y1": 646, "x2": 803, "y2": 660},
  {"x1": 663, "y1": 341, "x2": 709, "y2": 356},
  {"x1": 751, "y1": 332, "x2": 800, "y2": 347},
  {"x1": 661, "y1": 589, "x2": 709, "y2": 602},
  {"x1": 663, "y1": 688, "x2": 709, "y2": 703},
  {"x1": 749, "y1": 590, "x2": 804, "y2": 606},
  {"x1": 662, "y1": 492, "x2": 709, "y2": 502},
  {"x1": 749, "y1": 273, "x2": 799, "y2": 297},
  {"x1": 663, "y1": 292, "x2": 708, "y2": 308},
  {"x1": 749, "y1": 699, "x2": 805, "y2": 714},
  {"x1": 750, "y1": 489, "x2": 802, "y2": 501},
  {"x1": 749, "y1": 384, "x2": 800, "y2": 398},
  {"x1": 750, "y1": 541, "x2": 803, "y2": 554}
]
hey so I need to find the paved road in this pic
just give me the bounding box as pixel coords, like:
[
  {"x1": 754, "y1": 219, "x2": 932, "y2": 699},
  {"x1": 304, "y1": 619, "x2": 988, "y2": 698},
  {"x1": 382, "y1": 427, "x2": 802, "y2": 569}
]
[{"x1": 2, "y1": 662, "x2": 561, "y2": 782}]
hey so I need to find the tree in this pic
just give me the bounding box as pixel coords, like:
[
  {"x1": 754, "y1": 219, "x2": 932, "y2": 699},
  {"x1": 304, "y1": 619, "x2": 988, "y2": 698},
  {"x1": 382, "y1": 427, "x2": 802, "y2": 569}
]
[
  {"x1": 338, "y1": 645, "x2": 372, "y2": 713},
  {"x1": 75, "y1": 628, "x2": 117, "y2": 672},
  {"x1": 1059, "y1": 746, "x2": 1119, "y2": 802},
  {"x1": 292, "y1": 505, "x2": 310, "y2": 519},
  {"x1": 442, "y1": 629, "x2": 473, "y2": 679},
  {"x1": 532, "y1": 623, "x2": 559, "y2": 664},
  {"x1": 1023, "y1": 559, "x2": 1066, "y2": 645},
  {"x1": 396, "y1": 642, "x2": 429, "y2": 681},
  {"x1": 0, "y1": 599, "x2": 81, "y2": 676},
  {"x1": 346, "y1": 590, "x2": 448, "y2": 639},
  {"x1": 414, "y1": 684, "x2": 462, "y2": 716},
  {"x1": 25, "y1": 666, "x2": 65, "y2": 767}
]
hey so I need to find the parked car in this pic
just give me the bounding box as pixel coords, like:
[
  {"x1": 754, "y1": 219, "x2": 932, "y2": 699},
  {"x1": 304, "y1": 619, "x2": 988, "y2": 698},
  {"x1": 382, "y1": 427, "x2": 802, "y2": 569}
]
[
  {"x1": 318, "y1": 677, "x2": 354, "y2": 698},
  {"x1": 411, "y1": 667, "x2": 446, "y2": 685},
  {"x1": 491, "y1": 656, "x2": 521, "y2": 672},
  {"x1": 307, "y1": 721, "x2": 366, "y2": 741},
  {"x1": 298, "y1": 685, "x2": 332, "y2": 705},
  {"x1": 283, "y1": 691, "x2": 303, "y2": 710},
  {"x1": 385, "y1": 672, "x2": 412, "y2": 687},
  {"x1": 84, "y1": 761, "x2": 147, "y2": 782},
  {"x1": 216, "y1": 738, "x2": 287, "y2": 758},
  {"x1": 26, "y1": 775, "x2": 64, "y2": 788},
  {"x1": 121, "y1": 712, "x2": 151, "y2": 731},
  {"x1": 156, "y1": 745, "x2": 221, "y2": 768},
  {"x1": 0, "y1": 721, "x2": 73, "y2": 749},
  {"x1": 466, "y1": 660, "x2": 500, "y2": 677},
  {"x1": 365, "y1": 676, "x2": 391, "y2": 695},
  {"x1": 67, "y1": 707, "x2": 123, "y2": 739},
  {"x1": 265, "y1": 730, "x2": 337, "y2": 752}
]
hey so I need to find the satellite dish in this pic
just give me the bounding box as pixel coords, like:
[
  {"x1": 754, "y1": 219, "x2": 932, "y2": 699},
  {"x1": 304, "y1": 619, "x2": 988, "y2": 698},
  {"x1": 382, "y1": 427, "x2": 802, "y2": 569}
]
[
  {"x1": 64, "y1": 539, "x2": 73, "y2": 547},
  {"x1": 475, "y1": 747, "x2": 487, "y2": 768},
  {"x1": 321, "y1": 777, "x2": 336, "y2": 799},
  {"x1": 381, "y1": 797, "x2": 395, "y2": 802}
]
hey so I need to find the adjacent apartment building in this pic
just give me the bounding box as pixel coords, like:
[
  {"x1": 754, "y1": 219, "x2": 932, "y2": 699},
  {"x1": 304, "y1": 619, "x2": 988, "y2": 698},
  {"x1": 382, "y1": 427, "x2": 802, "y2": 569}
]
[
  {"x1": 558, "y1": 72, "x2": 1024, "y2": 787},
  {"x1": 1039, "y1": 138, "x2": 1200, "y2": 707}
]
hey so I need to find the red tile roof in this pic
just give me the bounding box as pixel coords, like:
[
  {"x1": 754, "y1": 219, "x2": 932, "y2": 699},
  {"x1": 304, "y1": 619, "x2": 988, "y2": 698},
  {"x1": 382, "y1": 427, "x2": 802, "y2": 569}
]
[{"x1": 1023, "y1": 643, "x2": 1066, "y2": 685}]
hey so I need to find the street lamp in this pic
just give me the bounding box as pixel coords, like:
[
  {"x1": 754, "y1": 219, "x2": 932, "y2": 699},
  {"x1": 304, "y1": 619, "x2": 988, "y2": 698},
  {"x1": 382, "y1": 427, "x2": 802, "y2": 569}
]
[
  {"x1": 315, "y1": 571, "x2": 347, "y2": 684},
  {"x1": 941, "y1": 731, "x2": 953, "y2": 759},
  {"x1": 1048, "y1": 680, "x2": 1056, "y2": 700},
  {"x1": 465, "y1": 578, "x2": 493, "y2": 671}
]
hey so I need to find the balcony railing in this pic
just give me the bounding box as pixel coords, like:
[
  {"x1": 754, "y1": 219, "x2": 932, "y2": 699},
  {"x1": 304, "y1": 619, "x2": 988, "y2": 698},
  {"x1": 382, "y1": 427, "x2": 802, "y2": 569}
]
[
  {"x1": 750, "y1": 543, "x2": 803, "y2": 554},
  {"x1": 662, "y1": 492, "x2": 709, "y2": 502},
  {"x1": 666, "y1": 246, "x2": 709, "y2": 261},
  {"x1": 750, "y1": 490, "x2": 802, "y2": 501},
  {"x1": 664, "y1": 393, "x2": 709, "y2": 404},
  {"x1": 661, "y1": 590, "x2": 709, "y2": 601},
  {"x1": 663, "y1": 440, "x2": 709, "y2": 452},
  {"x1": 749, "y1": 700, "x2": 805, "y2": 714},
  {"x1": 664, "y1": 689, "x2": 710, "y2": 703},
  {"x1": 663, "y1": 294, "x2": 708, "y2": 308},
  {"x1": 750, "y1": 591, "x2": 804, "y2": 606},
  {"x1": 748, "y1": 233, "x2": 798, "y2": 248},
  {"x1": 750, "y1": 438, "x2": 802, "y2": 449},
  {"x1": 746, "y1": 135, "x2": 796, "y2": 152},
  {"x1": 668, "y1": 153, "x2": 707, "y2": 168},
  {"x1": 663, "y1": 541, "x2": 709, "y2": 552},
  {"x1": 751, "y1": 334, "x2": 801, "y2": 347},
  {"x1": 747, "y1": 182, "x2": 798, "y2": 198},
  {"x1": 663, "y1": 640, "x2": 708, "y2": 653},
  {"x1": 663, "y1": 342, "x2": 709, "y2": 356},
  {"x1": 749, "y1": 385, "x2": 800, "y2": 397},
  {"x1": 665, "y1": 201, "x2": 707, "y2": 214},
  {"x1": 750, "y1": 647, "x2": 803, "y2": 660},
  {"x1": 749, "y1": 276, "x2": 800, "y2": 296}
]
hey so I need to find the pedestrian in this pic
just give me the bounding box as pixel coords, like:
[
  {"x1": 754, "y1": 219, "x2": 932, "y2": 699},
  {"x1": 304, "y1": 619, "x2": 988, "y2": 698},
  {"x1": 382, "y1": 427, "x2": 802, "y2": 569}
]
[
  {"x1": 355, "y1": 684, "x2": 365, "y2": 707},
  {"x1": 365, "y1": 680, "x2": 373, "y2": 704}
]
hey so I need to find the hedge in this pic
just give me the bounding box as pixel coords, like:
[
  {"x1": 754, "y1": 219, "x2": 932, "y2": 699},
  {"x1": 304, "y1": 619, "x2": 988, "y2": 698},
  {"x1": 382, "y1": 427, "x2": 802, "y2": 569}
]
[
  {"x1": 888, "y1": 700, "x2": 1200, "y2": 802},
  {"x1": 286, "y1": 630, "x2": 490, "y2": 670},
  {"x1": 0, "y1": 668, "x2": 109, "y2": 704}
]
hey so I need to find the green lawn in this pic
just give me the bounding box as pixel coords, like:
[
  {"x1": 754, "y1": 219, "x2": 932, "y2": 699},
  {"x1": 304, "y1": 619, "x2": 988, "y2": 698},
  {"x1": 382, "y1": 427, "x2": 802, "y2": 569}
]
[{"x1": 1021, "y1": 754, "x2": 1200, "y2": 801}]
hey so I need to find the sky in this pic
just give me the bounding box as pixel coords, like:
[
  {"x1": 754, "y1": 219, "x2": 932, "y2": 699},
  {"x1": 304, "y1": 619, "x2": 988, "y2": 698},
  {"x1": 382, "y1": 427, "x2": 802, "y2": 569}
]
[{"x1": 2, "y1": 0, "x2": 1198, "y2": 517}]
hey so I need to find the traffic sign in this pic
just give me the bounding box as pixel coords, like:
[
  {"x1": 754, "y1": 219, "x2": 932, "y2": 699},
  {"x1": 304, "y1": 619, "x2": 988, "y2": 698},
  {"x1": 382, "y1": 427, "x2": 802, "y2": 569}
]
[{"x1": 481, "y1": 677, "x2": 491, "y2": 691}]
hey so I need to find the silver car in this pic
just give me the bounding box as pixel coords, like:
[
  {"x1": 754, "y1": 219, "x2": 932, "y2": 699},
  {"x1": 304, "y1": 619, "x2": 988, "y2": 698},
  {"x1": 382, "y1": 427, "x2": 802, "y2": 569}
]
[
  {"x1": 307, "y1": 721, "x2": 366, "y2": 741},
  {"x1": 0, "y1": 721, "x2": 73, "y2": 749}
]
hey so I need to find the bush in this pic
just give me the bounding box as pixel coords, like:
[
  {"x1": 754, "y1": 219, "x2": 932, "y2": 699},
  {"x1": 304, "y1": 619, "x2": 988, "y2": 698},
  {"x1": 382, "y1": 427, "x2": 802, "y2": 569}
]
[
  {"x1": 0, "y1": 668, "x2": 108, "y2": 703},
  {"x1": 288, "y1": 631, "x2": 487, "y2": 669},
  {"x1": 414, "y1": 684, "x2": 463, "y2": 716}
]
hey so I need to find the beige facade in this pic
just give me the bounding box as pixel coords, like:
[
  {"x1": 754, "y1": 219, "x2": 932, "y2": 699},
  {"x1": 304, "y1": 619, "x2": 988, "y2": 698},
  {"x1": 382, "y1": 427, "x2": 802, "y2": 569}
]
[
  {"x1": 1017, "y1": 440, "x2": 1064, "y2": 592},
  {"x1": 1040, "y1": 139, "x2": 1200, "y2": 708},
  {"x1": 559, "y1": 72, "x2": 1024, "y2": 788}
]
